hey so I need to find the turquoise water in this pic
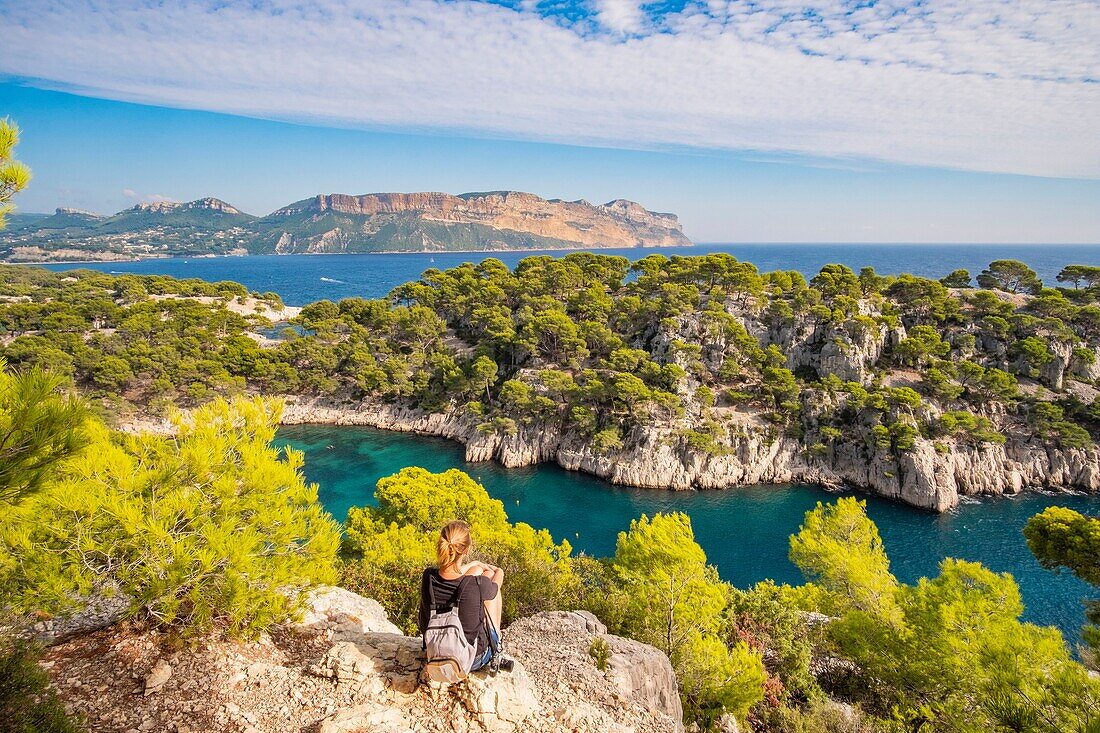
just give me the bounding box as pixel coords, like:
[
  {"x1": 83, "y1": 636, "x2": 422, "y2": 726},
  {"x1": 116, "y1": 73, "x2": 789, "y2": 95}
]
[
  {"x1": 40, "y1": 243, "x2": 1100, "y2": 306},
  {"x1": 276, "y1": 424, "x2": 1100, "y2": 648}
]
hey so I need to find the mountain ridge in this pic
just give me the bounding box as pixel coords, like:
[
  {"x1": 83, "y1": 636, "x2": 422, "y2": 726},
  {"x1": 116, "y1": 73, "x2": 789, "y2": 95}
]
[{"x1": 1, "y1": 190, "x2": 691, "y2": 261}]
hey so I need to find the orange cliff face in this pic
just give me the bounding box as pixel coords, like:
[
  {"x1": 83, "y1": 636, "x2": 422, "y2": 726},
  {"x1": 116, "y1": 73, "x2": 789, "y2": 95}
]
[{"x1": 268, "y1": 190, "x2": 691, "y2": 249}]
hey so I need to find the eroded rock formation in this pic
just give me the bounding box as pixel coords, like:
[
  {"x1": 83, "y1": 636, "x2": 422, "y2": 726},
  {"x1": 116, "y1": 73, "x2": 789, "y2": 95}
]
[{"x1": 279, "y1": 396, "x2": 1100, "y2": 512}]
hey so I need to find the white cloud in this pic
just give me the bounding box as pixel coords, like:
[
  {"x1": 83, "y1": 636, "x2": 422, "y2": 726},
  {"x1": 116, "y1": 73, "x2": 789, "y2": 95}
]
[
  {"x1": 594, "y1": 0, "x2": 645, "y2": 34},
  {"x1": 122, "y1": 188, "x2": 174, "y2": 204},
  {"x1": 1, "y1": 0, "x2": 1098, "y2": 178}
]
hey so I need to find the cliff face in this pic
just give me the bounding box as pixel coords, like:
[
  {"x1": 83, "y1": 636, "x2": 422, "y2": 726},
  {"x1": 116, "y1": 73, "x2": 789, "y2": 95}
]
[
  {"x1": 42, "y1": 587, "x2": 682, "y2": 733},
  {"x1": 280, "y1": 386, "x2": 1100, "y2": 514},
  {"x1": 259, "y1": 190, "x2": 691, "y2": 253}
]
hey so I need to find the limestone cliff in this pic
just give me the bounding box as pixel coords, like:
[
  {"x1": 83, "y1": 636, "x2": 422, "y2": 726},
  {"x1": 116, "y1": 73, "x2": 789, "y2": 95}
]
[
  {"x1": 278, "y1": 397, "x2": 1098, "y2": 512},
  {"x1": 256, "y1": 190, "x2": 691, "y2": 253},
  {"x1": 41, "y1": 587, "x2": 682, "y2": 733}
]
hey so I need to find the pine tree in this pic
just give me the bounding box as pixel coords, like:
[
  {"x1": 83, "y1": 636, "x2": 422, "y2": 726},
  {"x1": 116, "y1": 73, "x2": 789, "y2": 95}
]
[
  {"x1": 0, "y1": 361, "x2": 90, "y2": 504},
  {"x1": 0, "y1": 119, "x2": 31, "y2": 230}
]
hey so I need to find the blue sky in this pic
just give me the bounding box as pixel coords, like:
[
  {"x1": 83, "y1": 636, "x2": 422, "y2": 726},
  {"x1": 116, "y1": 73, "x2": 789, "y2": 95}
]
[{"x1": 1, "y1": 0, "x2": 1098, "y2": 243}]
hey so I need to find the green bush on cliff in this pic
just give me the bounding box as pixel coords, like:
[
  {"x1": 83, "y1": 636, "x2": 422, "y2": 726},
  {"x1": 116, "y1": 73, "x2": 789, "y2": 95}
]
[
  {"x1": 0, "y1": 360, "x2": 91, "y2": 504},
  {"x1": 342, "y1": 467, "x2": 579, "y2": 631},
  {"x1": 606, "y1": 512, "x2": 766, "y2": 726},
  {"x1": 0, "y1": 396, "x2": 341, "y2": 636}
]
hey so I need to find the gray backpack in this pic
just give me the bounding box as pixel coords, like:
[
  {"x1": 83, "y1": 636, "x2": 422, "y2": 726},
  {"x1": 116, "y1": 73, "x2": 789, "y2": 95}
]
[{"x1": 422, "y1": 575, "x2": 479, "y2": 683}]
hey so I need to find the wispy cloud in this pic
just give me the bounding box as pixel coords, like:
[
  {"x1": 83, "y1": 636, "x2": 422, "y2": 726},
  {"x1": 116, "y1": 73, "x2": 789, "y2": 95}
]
[
  {"x1": 1, "y1": 0, "x2": 1097, "y2": 178},
  {"x1": 122, "y1": 188, "x2": 174, "y2": 205}
]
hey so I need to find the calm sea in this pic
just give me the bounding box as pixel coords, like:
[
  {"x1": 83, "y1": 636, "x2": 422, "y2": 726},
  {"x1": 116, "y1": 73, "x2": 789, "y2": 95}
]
[
  {"x1": 36, "y1": 243, "x2": 1100, "y2": 645},
  {"x1": 39, "y1": 243, "x2": 1100, "y2": 305}
]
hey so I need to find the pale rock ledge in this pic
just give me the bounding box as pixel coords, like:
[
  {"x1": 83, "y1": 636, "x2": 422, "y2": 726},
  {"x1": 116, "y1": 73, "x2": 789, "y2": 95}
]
[{"x1": 41, "y1": 586, "x2": 683, "y2": 733}]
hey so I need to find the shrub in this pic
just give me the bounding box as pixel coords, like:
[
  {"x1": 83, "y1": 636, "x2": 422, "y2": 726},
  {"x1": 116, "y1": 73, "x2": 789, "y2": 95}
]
[
  {"x1": 935, "y1": 411, "x2": 1006, "y2": 445},
  {"x1": 0, "y1": 363, "x2": 90, "y2": 504},
  {"x1": 0, "y1": 637, "x2": 82, "y2": 733},
  {"x1": 610, "y1": 513, "x2": 766, "y2": 725},
  {"x1": 791, "y1": 499, "x2": 1100, "y2": 730},
  {"x1": 590, "y1": 426, "x2": 624, "y2": 454},
  {"x1": 0, "y1": 397, "x2": 341, "y2": 637},
  {"x1": 729, "y1": 580, "x2": 821, "y2": 705},
  {"x1": 588, "y1": 637, "x2": 610, "y2": 671}
]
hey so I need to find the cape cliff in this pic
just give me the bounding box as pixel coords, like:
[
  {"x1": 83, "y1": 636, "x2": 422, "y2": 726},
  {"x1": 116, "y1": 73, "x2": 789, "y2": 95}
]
[
  {"x1": 260, "y1": 191, "x2": 690, "y2": 253},
  {"x1": 0, "y1": 191, "x2": 690, "y2": 261}
]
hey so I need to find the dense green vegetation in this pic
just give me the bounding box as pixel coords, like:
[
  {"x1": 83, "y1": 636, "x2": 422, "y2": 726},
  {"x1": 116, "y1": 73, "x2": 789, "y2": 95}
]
[
  {"x1": 0, "y1": 394, "x2": 341, "y2": 636},
  {"x1": 2, "y1": 255, "x2": 1099, "y2": 483},
  {"x1": 784, "y1": 498, "x2": 1100, "y2": 732},
  {"x1": 0, "y1": 349, "x2": 1097, "y2": 730}
]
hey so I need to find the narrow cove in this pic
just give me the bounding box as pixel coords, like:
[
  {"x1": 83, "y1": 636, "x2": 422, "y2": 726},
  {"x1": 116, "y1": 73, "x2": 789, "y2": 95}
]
[{"x1": 276, "y1": 423, "x2": 1100, "y2": 647}]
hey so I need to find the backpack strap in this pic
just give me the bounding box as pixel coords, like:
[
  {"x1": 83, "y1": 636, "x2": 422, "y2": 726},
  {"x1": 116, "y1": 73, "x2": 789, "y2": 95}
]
[
  {"x1": 425, "y1": 569, "x2": 437, "y2": 607},
  {"x1": 427, "y1": 570, "x2": 473, "y2": 611}
]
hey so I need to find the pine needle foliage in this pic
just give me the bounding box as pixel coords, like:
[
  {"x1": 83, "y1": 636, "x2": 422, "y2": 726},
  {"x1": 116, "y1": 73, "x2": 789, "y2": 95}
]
[
  {"x1": 0, "y1": 118, "x2": 31, "y2": 230},
  {"x1": 0, "y1": 360, "x2": 90, "y2": 504},
  {"x1": 790, "y1": 498, "x2": 1100, "y2": 732},
  {"x1": 0, "y1": 396, "x2": 341, "y2": 637},
  {"x1": 0, "y1": 638, "x2": 81, "y2": 733}
]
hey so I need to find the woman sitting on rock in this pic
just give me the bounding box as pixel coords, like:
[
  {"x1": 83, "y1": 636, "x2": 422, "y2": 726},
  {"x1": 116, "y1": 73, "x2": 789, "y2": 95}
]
[{"x1": 418, "y1": 520, "x2": 511, "y2": 678}]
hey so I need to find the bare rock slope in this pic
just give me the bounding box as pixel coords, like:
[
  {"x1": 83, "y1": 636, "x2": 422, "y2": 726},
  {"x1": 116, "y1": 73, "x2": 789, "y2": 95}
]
[{"x1": 43, "y1": 587, "x2": 683, "y2": 733}]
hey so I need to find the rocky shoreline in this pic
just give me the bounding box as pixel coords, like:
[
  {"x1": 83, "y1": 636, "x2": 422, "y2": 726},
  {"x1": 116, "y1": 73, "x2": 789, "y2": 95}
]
[{"x1": 277, "y1": 397, "x2": 1100, "y2": 512}]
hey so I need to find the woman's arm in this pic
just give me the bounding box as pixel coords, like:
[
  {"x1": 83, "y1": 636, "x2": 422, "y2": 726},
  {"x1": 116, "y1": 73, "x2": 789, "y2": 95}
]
[{"x1": 464, "y1": 561, "x2": 504, "y2": 584}]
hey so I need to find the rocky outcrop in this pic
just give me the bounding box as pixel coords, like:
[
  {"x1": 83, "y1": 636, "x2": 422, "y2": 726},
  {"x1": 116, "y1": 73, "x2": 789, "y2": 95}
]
[
  {"x1": 258, "y1": 190, "x2": 690, "y2": 252},
  {"x1": 507, "y1": 610, "x2": 683, "y2": 729},
  {"x1": 131, "y1": 198, "x2": 246, "y2": 215},
  {"x1": 5, "y1": 584, "x2": 132, "y2": 645},
  {"x1": 279, "y1": 396, "x2": 1100, "y2": 512},
  {"x1": 41, "y1": 587, "x2": 682, "y2": 733}
]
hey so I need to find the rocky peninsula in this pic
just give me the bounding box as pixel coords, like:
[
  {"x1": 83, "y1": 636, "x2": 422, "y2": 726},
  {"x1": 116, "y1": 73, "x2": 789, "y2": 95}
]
[{"x1": 5, "y1": 255, "x2": 1100, "y2": 512}]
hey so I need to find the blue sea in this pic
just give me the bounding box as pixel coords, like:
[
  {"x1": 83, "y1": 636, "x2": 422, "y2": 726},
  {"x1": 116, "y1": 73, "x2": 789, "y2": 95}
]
[
  {"x1": 37, "y1": 243, "x2": 1100, "y2": 646},
  {"x1": 40, "y1": 242, "x2": 1100, "y2": 305}
]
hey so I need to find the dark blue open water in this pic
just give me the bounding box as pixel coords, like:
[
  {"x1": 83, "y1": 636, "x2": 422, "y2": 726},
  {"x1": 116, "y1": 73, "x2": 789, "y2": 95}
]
[
  {"x1": 33, "y1": 244, "x2": 1100, "y2": 645},
  {"x1": 40, "y1": 243, "x2": 1100, "y2": 305},
  {"x1": 275, "y1": 424, "x2": 1099, "y2": 648}
]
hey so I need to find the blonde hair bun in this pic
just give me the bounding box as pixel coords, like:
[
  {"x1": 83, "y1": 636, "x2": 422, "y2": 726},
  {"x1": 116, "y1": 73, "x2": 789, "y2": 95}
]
[{"x1": 437, "y1": 520, "x2": 472, "y2": 570}]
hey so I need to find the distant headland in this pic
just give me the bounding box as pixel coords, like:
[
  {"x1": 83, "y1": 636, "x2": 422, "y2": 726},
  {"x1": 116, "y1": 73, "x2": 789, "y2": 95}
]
[{"x1": 0, "y1": 191, "x2": 691, "y2": 262}]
